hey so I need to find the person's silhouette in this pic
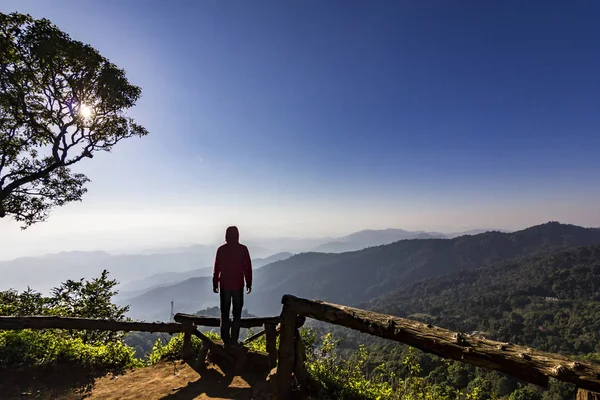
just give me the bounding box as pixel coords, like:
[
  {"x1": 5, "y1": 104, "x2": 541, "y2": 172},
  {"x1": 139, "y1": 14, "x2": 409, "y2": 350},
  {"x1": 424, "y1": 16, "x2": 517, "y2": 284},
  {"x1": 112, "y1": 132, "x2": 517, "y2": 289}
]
[{"x1": 212, "y1": 226, "x2": 252, "y2": 346}]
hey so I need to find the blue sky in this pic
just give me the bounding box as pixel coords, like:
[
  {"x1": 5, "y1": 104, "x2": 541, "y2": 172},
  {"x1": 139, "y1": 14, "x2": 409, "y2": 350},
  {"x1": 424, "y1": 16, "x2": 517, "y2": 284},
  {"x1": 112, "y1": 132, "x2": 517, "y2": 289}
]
[{"x1": 1, "y1": 1, "x2": 599, "y2": 258}]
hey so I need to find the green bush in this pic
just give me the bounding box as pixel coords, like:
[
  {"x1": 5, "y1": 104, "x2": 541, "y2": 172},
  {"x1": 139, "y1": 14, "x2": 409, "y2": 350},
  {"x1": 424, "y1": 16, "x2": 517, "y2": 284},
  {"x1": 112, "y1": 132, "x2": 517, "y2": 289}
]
[
  {"x1": 304, "y1": 332, "x2": 467, "y2": 400},
  {"x1": 243, "y1": 327, "x2": 282, "y2": 354},
  {"x1": 0, "y1": 271, "x2": 142, "y2": 371},
  {"x1": 147, "y1": 332, "x2": 213, "y2": 364},
  {"x1": 0, "y1": 329, "x2": 143, "y2": 370}
]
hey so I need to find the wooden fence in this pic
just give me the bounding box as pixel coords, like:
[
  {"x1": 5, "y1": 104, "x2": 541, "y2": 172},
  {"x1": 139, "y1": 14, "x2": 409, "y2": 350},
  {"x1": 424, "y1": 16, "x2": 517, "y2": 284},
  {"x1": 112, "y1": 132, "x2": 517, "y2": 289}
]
[
  {"x1": 2, "y1": 301, "x2": 600, "y2": 399},
  {"x1": 0, "y1": 313, "x2": 282, "y2": 369},
  {"x1": 0, "y1": 316, "x2": 184, "y2": 333},
  {"x1": 274, "y1": 295, "x2": 600, "y2": 399},
  {"x1": 173, "y1": 313, "x2": 281, "y2": 367}
]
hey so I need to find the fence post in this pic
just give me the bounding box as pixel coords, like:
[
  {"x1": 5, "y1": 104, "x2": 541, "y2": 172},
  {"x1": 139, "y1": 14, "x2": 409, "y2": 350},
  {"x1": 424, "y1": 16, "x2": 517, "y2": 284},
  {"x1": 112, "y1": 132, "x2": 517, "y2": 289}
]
[
  {"x1": 294, "y1": 326, "x2": 309, "y2": 386},
  {"x1": 265, "y1": 322, "x2": 278, "y2": 368},
  {"x1": 275, "y1": 303, "x2": 297, "y2": 399},
  {"x1": 181, "y1": 321, "x2": 194, "y2": 359},
  {"x1": 578, "y1": 389, "x2": 600, "y2": 400}
]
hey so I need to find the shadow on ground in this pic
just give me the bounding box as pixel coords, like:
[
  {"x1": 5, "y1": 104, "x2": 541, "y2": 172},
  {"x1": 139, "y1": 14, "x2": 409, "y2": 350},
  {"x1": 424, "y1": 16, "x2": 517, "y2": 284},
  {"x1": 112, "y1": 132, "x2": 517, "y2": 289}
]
[
  {"x1": 0, "y1": 363, "x2": 109, "y2": 399},
  {"x1": 159, "y1": 354, "x2": 271, "y2": 400},
  {"x1": 160, "y1": 367, "x2": 246, "y2": 399}
]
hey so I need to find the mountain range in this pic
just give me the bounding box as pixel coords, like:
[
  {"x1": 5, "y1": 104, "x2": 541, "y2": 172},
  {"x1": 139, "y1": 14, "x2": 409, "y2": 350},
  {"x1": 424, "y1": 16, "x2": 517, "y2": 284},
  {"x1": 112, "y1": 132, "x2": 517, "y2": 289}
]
[
  {"x1": 113, "y1": 252, "x2": 293, "y2": 302},
  {"x1": 119, "y1": 222, "x2": 600, "y2": 321},
  {"x1": 311, "y1": 228, "x2": 508, "y2": 253},
  {"x1": 0, "y1": 228, "x2": 499, "y2": 295}
]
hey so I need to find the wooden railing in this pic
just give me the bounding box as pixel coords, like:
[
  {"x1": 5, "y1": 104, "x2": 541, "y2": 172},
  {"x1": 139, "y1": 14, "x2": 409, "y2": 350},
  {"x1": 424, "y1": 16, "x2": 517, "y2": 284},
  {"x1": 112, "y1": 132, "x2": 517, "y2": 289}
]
[
  {"x1": 173, "y1": 313, "x2": 279, "y2": 328},
  {"x1": 0, "y1": 316, "x2": 183, "y2": 333},
  {"x1": 2, "y1": 302, "x2": 599, "y2": 399},
  {"x1": 0, "y1": 313, "x2": 282, "y2": 371},
  {"x1": 274, "y1": 295, "x2": 600, "y2": 399},
  {"x1": 173, "y1": 313, "x2": 281, "y2": 367}
]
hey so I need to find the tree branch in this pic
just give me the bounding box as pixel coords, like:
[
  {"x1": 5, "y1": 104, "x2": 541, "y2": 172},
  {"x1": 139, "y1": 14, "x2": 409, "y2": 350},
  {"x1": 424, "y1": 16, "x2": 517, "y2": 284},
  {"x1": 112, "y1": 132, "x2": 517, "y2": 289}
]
[
  {"x1": 0, "y1": 161, "x2": 60, "y2": 199},
  {"x1": 0, "y1": 13, "x2": 146, "y2": 225}
]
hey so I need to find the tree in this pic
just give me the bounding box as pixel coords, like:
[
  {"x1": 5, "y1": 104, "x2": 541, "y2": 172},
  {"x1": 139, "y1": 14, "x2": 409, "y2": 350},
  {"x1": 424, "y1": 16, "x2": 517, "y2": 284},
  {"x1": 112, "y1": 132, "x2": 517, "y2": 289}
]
[
  {"x1": 50, "y1": 269, "x2": 130, "y2": 342},
  {"x1": 0, "y1": 270, "x2": 129, "y2": 343},
  {"x1": 0, "y1": 12, "x2": 148, "y2": 227}
]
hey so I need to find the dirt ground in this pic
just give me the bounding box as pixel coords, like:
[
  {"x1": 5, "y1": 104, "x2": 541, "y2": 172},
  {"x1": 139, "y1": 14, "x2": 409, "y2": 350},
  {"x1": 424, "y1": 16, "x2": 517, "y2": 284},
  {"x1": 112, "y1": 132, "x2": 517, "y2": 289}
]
[
  {"x1": 88, "y1": 361, "x2": 259, "y2": 400},
  {"x1": 0, "y1": 361, "x2": 271, "y2": 400}
]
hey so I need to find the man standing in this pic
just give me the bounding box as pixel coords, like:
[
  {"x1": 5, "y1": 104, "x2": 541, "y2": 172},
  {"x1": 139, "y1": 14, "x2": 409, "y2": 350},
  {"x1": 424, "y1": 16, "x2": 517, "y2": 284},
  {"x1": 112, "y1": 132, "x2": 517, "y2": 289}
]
[{"x1": 213, "y1": 226, "x2": 252, "y2": 347}]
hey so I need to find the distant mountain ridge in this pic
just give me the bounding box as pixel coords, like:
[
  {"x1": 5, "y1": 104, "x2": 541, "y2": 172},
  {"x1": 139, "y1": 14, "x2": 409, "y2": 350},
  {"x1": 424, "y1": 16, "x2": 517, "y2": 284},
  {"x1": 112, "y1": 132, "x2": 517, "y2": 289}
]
[
  {"x1": 310, "y1": 228, "x2": 508, "y2": 253},
  {"x1": 121, "y1": 222, "x2": 600, "y2": 320},
  {"x1": 311, "y1": 229, "x2": 444, "y2": 253},
  {"x1": 0, "y1": 249, "x2": 219, "y2": 295},
  {"x1": 114, "y1": 252, "x2": 293, "y2": 301},
  {"x1": 0, "y1": 227, "x2": 503, "y2": 293}
]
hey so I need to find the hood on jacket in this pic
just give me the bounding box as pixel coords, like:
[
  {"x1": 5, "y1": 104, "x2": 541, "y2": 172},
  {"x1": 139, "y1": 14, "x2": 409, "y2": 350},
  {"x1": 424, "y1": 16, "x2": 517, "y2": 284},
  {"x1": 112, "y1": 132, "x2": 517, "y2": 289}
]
[{"x1": 225, "y1": 226, "x2": 239, "y2": 244}]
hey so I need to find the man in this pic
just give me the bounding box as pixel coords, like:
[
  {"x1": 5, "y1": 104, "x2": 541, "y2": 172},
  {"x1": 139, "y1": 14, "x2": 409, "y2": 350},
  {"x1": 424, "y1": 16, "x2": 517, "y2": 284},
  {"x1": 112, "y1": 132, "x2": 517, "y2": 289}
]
[{"x1": 212, "y1": 226, "x2": 252, "y2": 346}]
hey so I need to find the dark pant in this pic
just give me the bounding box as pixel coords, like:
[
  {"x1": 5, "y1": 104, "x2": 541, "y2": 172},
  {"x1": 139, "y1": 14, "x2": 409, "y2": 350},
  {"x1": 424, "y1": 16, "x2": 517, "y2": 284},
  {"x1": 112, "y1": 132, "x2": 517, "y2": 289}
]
[{"x1": 219, "y1": 289, "x2": 244, "y2": 345}]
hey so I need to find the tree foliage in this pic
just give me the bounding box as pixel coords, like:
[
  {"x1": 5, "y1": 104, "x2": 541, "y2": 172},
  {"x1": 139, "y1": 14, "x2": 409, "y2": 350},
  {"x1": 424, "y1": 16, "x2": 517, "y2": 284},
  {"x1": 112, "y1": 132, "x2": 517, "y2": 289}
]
[
  {"x1": 0, "y1": 270, "x2": 136, "y2": 369},
  {"x1": 367, "y1": 244, "x2": 600, "y2": 355},
  {"x1": 0, "y1": 12, "x2": 147, "y2": 227}
]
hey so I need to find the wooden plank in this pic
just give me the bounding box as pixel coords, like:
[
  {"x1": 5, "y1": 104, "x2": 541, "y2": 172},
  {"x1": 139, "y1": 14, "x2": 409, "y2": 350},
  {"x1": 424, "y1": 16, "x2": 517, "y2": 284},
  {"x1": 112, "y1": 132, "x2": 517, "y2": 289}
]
[
  {"x1": 0, "y1": 316, "x2": 183, "y2": 333},
  {"x1": 197, "y1": 343, "x2": 210, "y2": 368},
  {"x1": 244, "y1": 323, "x2": 281, "y2": 345},
  {"x1": 174, "y1": 313, "x2": 279, "y2": 328},
  {"x1": 244, "y1": 328, "x2": 267, "y2": 344},
  {"x1": 265, "y1": 323, "x2": 278, "y2": 368},
  {"x1": 282, "y1": 295, "x2": 600, "y2": 393},
  {"x1": 192, "y1": 329, "x2": 236, "y2": 365}
]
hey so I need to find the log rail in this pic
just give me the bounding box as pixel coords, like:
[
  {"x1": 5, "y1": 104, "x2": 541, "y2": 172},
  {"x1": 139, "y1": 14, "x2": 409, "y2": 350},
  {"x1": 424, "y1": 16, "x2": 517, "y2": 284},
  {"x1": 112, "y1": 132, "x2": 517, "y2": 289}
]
[
  {"x1": 0, "y1": 316, "x2": 183, "y2": 333},
  {"x1": 0, "y1": 314, "x2": 282, "y2": 367},
  {"x1": 3, "y1": 302, "x2": 598, "y2": 399},
  {"x1": 173, "y1": 313, "x2": 279, "y2": 328},
  {"x1": 275, "y1": 294, "x2": 600, "y2": 399}
]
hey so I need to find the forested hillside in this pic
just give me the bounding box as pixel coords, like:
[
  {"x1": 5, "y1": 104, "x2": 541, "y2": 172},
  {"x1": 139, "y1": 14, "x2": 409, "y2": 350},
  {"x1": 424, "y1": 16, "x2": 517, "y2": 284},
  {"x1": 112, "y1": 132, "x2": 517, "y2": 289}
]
[{"x1": 367, "y1": 244, "x2": 600, "y2": 355}]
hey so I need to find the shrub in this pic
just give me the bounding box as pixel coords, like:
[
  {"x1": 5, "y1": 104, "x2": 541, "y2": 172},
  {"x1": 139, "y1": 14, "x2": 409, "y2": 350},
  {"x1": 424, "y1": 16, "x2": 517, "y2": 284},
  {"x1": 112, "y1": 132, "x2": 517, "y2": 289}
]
[
  {"x1": 0, "y1": 271, "x2": 141, "y2": 371},
  {"x1": 147, "y1": 332, "x2": 210, "y2": 364},
  {"x1": 0, "y1": 329, "x2": 143, "y2": 370}
]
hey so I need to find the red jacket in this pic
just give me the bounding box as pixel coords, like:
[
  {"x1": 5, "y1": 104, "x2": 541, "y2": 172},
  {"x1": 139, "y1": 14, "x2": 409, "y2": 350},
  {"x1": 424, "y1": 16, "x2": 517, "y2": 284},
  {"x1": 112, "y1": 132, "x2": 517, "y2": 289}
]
[{"x1": 212, "y1": 227, "x2": 252, "y2": 291}]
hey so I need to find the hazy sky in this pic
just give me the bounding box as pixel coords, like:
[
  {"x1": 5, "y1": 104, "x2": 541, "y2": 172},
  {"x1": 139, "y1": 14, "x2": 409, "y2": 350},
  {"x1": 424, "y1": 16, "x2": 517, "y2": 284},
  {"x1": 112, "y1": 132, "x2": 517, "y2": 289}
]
[{"x1": 1, "y1": 1, "x2": 599, "y2": 260}]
